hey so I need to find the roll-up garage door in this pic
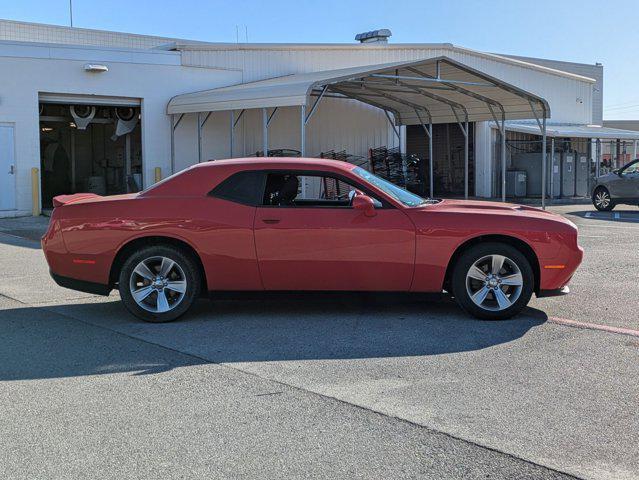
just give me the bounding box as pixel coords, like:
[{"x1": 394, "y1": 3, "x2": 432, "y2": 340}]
[{"x1": 39, "y1": 93, "x2": 140, "y2": 107}]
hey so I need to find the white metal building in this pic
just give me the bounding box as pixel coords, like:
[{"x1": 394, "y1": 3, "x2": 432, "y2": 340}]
[{"x1": 0, "y1": 19, "x2": 637, "y2": 217}]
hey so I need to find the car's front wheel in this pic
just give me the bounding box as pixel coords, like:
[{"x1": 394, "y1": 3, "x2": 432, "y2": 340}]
[
  {"x1": 451, "y1": 243, "x2": 534, "y2": 320},
  {"x1": 593, "y1": 187, "x2": 615, "y2": 211},
  {"x1": 118, "y1": 245, "x2": 201, "y2": 322}
]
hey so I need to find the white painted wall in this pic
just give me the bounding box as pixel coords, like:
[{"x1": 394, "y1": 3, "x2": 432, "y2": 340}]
[{"x1": 0, "y1": 42, "x2": 240, "y2": 215}]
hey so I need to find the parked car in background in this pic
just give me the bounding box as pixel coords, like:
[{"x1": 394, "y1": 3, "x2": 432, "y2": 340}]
[
  {"x1": 592, "y1": 159, "x2": 639, "y2": 211},
  {"x1": 42, "y1": 158, "x2": 583, "y2": 322}
]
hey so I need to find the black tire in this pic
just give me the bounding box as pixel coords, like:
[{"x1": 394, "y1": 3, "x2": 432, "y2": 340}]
[
  {"x1": 118, "y1": 244, "x2": 201, "y2": 322},
  {"x1": 451, "y1": 242, "x2": 534, "y2": 320},
  {"x1": 592, "y1": 187, "x2": 615, "y2": 211}
]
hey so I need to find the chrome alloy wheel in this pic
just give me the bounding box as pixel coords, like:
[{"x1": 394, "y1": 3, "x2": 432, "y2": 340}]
[
  {"x1": 465, "y1": 254, "x2": 523, "y2": 312},
  {"x1": 129, "y1": 256, "x2": 187, "y2": 313},
  {"x1": 594, "y1": 190, "x2": 611, "y2": 209}
]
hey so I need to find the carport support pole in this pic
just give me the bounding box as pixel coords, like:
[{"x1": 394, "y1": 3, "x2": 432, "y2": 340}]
[
  {"x1": 464, "y1": 120, "x2": 469, "y2": 199},
  {"x1": 634, "y1": 140, "x2": 638, "y2": 161},
  {"x1": 262, "y1": 108, "x2": 268, "y2": 157},
  {"x1": 501, "y1": 116, "x2": 506, "y2": 203},
  {"x1": 428, "y1": 122, "x2": 434, "y2": 198},
  {"x1": 550, "y1": 138, "x2": 555, "y2": 200},
  {"x1": 541, "y1": 116, "x2": 547, "y2": 210},
  {"x1": 300, "y1": 104, "x2": 306, "y2": 157},
  {"x1": 70, "y1": 128, "x2": 76, "y2": 192},
  {"x1": 301, "y1": 105, "x2": 307, "y2": 198},
  {"x1": 197, "y1": 112, "x2": 202, "y2": 163},
  {"x1": 595, "y1": 139, "x2": 601, "y2": 178},
  {"x1": 229, "y1": 111, "x2": 234, "y2": 158},
  {"x1": 170, "y1": 114, "x2": 175, "y2": 174}
]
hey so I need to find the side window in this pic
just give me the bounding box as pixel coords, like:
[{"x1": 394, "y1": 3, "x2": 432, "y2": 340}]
[
  {"x1": 300, "y1": 175, "x2": 356, "y2": 201},
  {"x1": 209, "y1": 171, "x2": 265, "y2": 206},
  {"x1": 262, "y1": 172, "x2": 358, "y2": 207}
]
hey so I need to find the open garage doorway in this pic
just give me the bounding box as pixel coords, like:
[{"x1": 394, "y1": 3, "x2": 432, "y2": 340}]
[{"x1": 39, "y1": 96, "x2": 142, "y2": 209}]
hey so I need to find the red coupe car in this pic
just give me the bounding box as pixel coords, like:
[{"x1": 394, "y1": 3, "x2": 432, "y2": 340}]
[{"x1": 42, "y1": 158, "x2": 583, "y2": 322}]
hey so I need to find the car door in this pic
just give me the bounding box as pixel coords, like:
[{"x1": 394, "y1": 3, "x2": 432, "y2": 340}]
[
  {"x1": 612, "y1": 160, "x2": 639, "y2": 199},
  {"x1": 253, "y1": 171, "x2": 416, "y2": 291},
  {"x1": 622, "y1": 161, "x2": 639, "y2": 199}
]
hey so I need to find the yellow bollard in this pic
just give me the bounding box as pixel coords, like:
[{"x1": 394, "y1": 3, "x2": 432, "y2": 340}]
[
  {"x1": 154, "y1": 167, "x2": 162, "y2": 183},
  {"x1": 31, "y1": 167, "x2": 40, "y2": 216}
]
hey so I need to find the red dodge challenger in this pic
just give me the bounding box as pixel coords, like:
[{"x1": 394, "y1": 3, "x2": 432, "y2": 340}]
[{"x1": 42, "y1": 158, "x2": 583, "y2": 322}]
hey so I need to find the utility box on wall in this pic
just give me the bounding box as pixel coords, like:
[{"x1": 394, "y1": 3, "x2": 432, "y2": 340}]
[
  {"x1": 506, "y1": 170, "x2": 527, "y2": 197},
  {"x1": 561, "y1": 153, "x2": 575, "y2": 197},
  {"x1": 575, "y1": 154, "x2": 589, "y2": 196},
  {"x1": 511, "y1": 152, "x2": 545, "y2": 197},
  {"x1": 549, "y1": 152, "x2": 561, "y2": 198}
]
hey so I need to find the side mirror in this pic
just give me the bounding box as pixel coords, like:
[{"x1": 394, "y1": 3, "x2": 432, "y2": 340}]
[{"x1": 352, "y1": 193, "x2": 377, "y2": 217}]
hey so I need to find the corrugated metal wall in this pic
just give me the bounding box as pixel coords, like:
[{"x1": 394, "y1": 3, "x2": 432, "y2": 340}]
[
  {"x1": 237, "y1": 98, "x2": 395, "y2": 159},
  {"x1": 0, "y1": 19, "x2": 171, "y2": 49},
  {"x1": 172, "y1": 98, "x2": 398, "y2": 169},
  {"x1": 505, "y1": 54, "x2": 603, "y2": 125}
]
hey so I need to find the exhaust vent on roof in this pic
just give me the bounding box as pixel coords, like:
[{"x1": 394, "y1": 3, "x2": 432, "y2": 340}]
[{"x1": 355, "y1": 29, "x2": 392, "y2": 44}]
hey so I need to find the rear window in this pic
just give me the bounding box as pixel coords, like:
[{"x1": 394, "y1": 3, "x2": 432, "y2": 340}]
[{"x1": 209, "y1": 171, "x2": 265, "y2": 206}]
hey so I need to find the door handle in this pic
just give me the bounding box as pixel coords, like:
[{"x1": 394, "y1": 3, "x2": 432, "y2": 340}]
[
  {"x1": 262, "y1": 219, "x2": 280, "y2": 224},
  {"x1": 8, "y1": 164, "x2": 15, "y2": 175}
]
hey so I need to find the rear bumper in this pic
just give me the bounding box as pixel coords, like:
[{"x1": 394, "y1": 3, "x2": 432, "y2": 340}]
[
  {"x1": 50, "y1": 271, "x2": 111, "y2": 296},
  {"x1": 537, "y1": 285, "x2": 570, "y2": 298}
]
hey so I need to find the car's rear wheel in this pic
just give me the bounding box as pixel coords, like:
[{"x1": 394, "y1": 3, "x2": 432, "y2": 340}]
[
  {"x1": 118, "y1": 245, "x2": 201, "y2": 322},
  {"x1": 593, "y1": 187, "x2": 615, "y2": 211},
  {"x1": 451, "y1": 242, "x2": 534, "y2": 320}
]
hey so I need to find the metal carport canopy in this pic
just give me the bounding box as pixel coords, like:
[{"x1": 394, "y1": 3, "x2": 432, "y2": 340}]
[
  {"x1": 167, "y1": 56, "x2": 556, "y2": 207},
  {"x1": 167, "y1": 55, "x2": 551, "y2": 125},
  {"x1": 502, "y1": 122, "x2": 639, "y2": 140}
]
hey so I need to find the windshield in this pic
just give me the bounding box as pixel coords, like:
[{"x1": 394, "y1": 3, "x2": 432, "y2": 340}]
[
  {"x1": 622, "y1": 160, "x2": 639, "y2": 175},
  {"x1": 352, "y1": 167, "x2": 432, "y2": 207}
]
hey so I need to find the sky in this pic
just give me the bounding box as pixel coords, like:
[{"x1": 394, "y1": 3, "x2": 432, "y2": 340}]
[{"x1": 2, "y1": 0, "x2": 639, "y2": 119}]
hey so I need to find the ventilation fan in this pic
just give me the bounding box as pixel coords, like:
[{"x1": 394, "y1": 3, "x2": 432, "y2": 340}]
[
  {"x1": 70, "y1": 105, "x2": 96, "y2": 130},
  {"x1": 111, "y1": 107, "x2": 139, "y2": 140}
]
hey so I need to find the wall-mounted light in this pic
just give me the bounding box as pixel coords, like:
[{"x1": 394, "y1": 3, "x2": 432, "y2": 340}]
[{"x1": 84, "y1": 63, "x2": 108, "y2": 73}]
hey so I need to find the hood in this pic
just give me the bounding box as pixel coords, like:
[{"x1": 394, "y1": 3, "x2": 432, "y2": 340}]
[
  {"x1": 597, "y1": 172, "x2": 618, "y2": 182},
  {"x1": 413, "y1": 199, "x2": 575, "y2": 226},
  {"x1": 427, "y1": 199, "x2": 554, "y2": 215}
]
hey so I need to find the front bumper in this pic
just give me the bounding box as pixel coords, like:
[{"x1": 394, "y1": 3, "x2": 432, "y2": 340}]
[{"x1": 537, "y1": 285, "x2": 570, "y2": 298}]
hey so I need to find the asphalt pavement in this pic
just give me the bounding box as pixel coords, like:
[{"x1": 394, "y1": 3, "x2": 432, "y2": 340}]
[{"x1": 0, "y1": 204, "x2": 638, "y2": 479}]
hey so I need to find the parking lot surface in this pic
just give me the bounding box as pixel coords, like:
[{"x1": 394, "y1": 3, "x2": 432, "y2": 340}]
[{"x1": 1, "y1": 203, "x2": 638, "y2": 479}]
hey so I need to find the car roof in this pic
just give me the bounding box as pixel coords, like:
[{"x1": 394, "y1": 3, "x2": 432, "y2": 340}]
[{"x1": 190, "y1": 157, "x2": 359, "y2": 172}]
